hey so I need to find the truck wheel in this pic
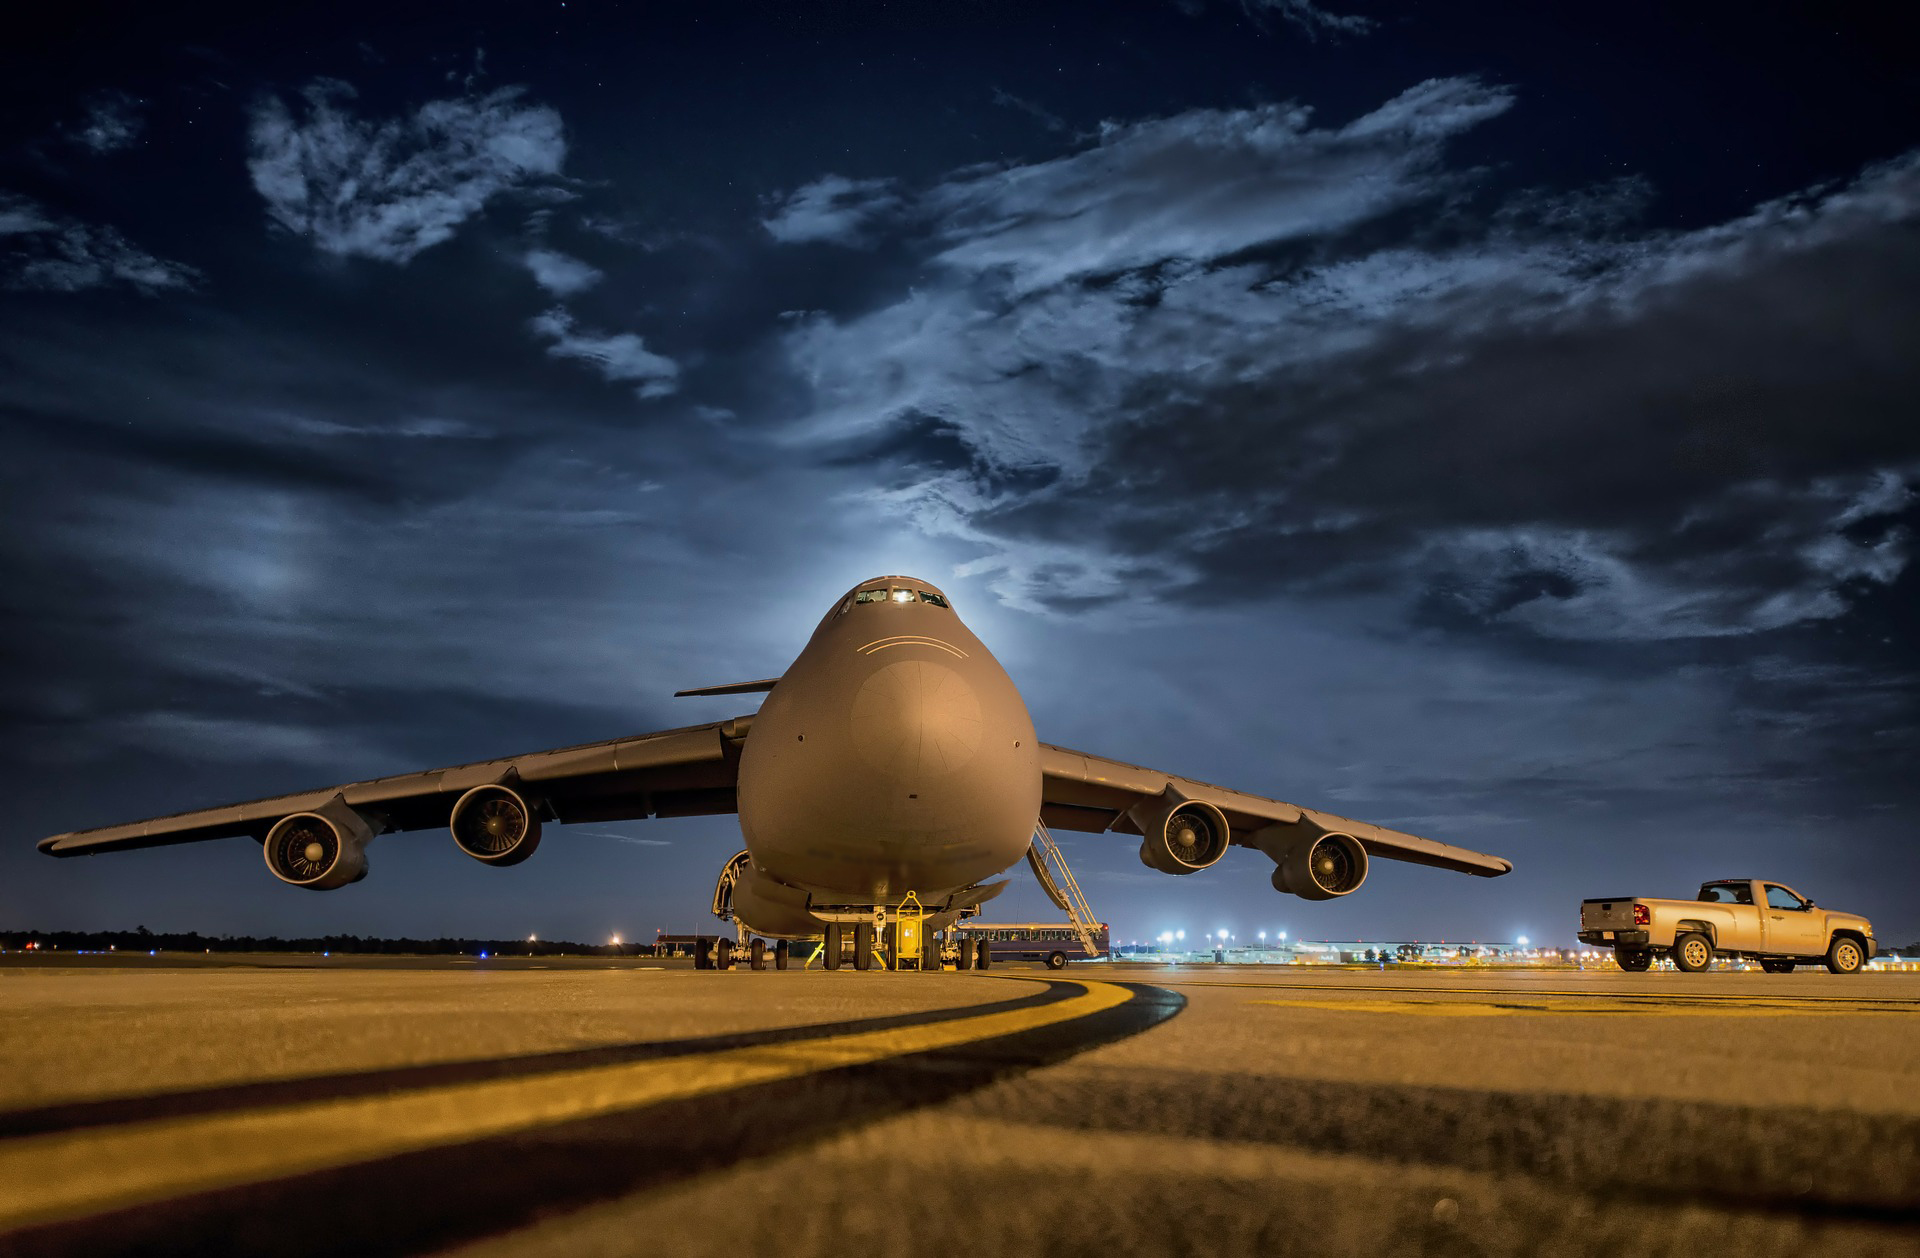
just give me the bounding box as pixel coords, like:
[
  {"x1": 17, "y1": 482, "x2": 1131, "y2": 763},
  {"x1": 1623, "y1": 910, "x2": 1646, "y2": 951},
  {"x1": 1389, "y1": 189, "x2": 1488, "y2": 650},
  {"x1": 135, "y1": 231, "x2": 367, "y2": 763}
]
[
  {"x1": 1615, "y1": 948, "x2": 1652, "y2": 972},
  {"x1": 1825, "y1": 937, "x2": 1865, "y2": 975},
  {"x1": 1671, "y1": 932, "x2": 1713, "y2": 973},
  {"x1": 1046, "y1": 950, "x2": 1068, "y2": 970},
  {"x1": 1760, "y1": 959, "x2": 1795, "y2": 974}
]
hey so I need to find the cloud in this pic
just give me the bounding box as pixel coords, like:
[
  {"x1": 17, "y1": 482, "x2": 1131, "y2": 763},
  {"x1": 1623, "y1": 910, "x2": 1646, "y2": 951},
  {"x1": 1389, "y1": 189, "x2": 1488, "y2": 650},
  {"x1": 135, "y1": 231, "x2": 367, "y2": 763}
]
[
  {"x1": 774, "y1": 81, "x2": 1920, "y2": 640},
  {"x1": 246, "y1": 79, "x2": 566, "y2": 264},
  {"x1": 762, "y1": 174, "x2": 902, "y2": 246},
  {"x1": 520, "y1": 247, "x2": 602, "y2": 295},
  {"x1": 66, "y1": 92, "x2": 146, "y2": 154},
  {"x1": 0, "y1": 192, "x2": 199, "y2": 293},
  {"x1": 1241, "y1": 0, "x2": 1377, "y2": 38},
  {"x1": 528, "y1": 307, "x2": 679, "y2": 398},
  {"x1": 924, "y1": 78, "x2": 1513, "y2": 293}
]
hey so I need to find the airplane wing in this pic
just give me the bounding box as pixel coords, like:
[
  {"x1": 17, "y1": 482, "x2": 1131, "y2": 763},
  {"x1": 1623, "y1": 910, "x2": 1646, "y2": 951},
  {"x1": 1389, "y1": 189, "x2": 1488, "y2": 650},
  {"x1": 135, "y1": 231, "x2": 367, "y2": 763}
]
[
  {"x1": 1037, "y1": 742, "x2": 1511, "y2": 878},
  {"x1": 39, "y1": 715, "x2": 754, "y2": 857}
]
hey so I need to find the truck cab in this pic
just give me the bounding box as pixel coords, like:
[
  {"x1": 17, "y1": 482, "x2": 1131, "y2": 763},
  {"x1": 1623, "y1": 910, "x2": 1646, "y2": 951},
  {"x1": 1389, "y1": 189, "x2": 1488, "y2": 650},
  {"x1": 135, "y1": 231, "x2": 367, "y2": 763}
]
[{"x1": 1578, "y1": 880, "x2": 1874, "y2": 974}]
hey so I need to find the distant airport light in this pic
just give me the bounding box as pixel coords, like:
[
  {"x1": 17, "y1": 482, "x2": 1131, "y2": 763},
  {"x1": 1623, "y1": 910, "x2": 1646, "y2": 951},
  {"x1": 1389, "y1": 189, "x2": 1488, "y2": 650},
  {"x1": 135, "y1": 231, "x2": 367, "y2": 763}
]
[{"x1": 1175, "y1": 930, "x2": 1185, "y2": 942}]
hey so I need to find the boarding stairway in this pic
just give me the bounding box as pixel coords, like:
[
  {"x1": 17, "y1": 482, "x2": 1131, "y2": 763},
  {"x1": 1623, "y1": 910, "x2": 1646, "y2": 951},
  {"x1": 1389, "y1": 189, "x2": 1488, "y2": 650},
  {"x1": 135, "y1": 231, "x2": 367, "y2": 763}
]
[{"x1": 1025, "y1": 819, "x2": 1103, "y2": 958}]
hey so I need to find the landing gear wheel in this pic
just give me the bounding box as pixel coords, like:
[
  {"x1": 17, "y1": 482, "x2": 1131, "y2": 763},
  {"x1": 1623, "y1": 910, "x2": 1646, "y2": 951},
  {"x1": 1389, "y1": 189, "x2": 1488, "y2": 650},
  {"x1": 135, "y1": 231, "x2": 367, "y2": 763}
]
[
  {"x1": 715, "y1": 938, "x2": 734, "y2": 971},
  {"x1": 922, "y1": 935, "x2": 941, "y2": 971},
  {"x1": 853, "y1": 922, "x2": 874, "y2": 971},
  {"x1": 975, "y1": 940, "x2": 992, "y2": 971},
  {"x1": 1045, "y1": 950, "x2": 1068, "y2": 970},
  {"x1": 883, "y1": 923, "x2": 900, "y2": 972},
  {"x1": 1826, "y1": 937, "x2": 1865, "y2": 975},
  {"x1": 1672, "y1": 932, "x2": 1713, "y2": 973},
  {"x1": 749, "y1": 938, "x2": 766, "y2": 971},
  {"x1": 694, "y1": 938, "x2": 714, "y2": 971},
  {"x1": 774, "y1": 940, "x2": 790, "y2": 971},
  {"x1": 823, "y1": 923, "x2": 843, "y2": 971},
  {"x1": 1760, "y1": 958, "x2": 1796, "y2": 974},
  {"x1": 953, "y1": 935, "x2": 974, "y2": 971},
  {"x1": 1615, "y1": 948, "x2": 1652, "y2": 972}
]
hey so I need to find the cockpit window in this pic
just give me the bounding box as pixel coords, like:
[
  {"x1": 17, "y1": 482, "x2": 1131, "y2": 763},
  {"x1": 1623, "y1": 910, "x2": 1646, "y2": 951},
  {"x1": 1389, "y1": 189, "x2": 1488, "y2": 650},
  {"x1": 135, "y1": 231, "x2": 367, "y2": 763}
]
[{"x1": 848, "y1": 586, "x2": 951, "y2": 609}]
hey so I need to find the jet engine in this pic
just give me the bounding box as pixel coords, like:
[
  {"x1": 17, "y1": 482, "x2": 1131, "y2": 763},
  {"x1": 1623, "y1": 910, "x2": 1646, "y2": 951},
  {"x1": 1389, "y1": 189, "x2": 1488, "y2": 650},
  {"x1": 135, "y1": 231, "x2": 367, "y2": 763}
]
[
  {"x1": 1270, "y1": 831, "x2": 1368, "y2": 900},
  {"x1": 450, "y1": 784, "x2": 543, "y2": 866},
  {"x1": 1131, "y1": 788, "x2": 1232, "y2": 875},
  {"x1": 264, "y1": 799, "x2": 377, "y2": 890}
]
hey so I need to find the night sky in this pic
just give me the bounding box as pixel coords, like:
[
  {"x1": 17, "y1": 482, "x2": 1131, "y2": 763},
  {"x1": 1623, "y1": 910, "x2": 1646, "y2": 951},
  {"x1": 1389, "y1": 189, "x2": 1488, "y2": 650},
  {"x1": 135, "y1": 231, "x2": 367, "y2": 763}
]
[{"x1": 4, "y1": 1, "x2": 1916, "y2": 949}]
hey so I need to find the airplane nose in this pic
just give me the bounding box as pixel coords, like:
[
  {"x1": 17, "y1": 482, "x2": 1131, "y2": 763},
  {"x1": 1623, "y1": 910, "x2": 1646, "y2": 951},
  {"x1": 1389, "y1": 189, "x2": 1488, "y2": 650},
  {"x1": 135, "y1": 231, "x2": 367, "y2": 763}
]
[{"x1": 849, "y1": 659, "x2": 984, "y2": 780}]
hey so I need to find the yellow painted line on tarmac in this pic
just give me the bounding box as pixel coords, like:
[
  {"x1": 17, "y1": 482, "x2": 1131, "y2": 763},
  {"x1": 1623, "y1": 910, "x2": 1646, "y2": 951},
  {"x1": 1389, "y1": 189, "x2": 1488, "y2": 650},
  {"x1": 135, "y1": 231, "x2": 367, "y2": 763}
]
[
  {"x1": 1161, "y1": 979, "x2": 1920, "y2": 1007},
  {"x1": 0, "y1": 976, "x2": 1130, "y2": 1234},
  {"x1": 1253, "y1": 997, "x2": 1920, "y2": 1017}
]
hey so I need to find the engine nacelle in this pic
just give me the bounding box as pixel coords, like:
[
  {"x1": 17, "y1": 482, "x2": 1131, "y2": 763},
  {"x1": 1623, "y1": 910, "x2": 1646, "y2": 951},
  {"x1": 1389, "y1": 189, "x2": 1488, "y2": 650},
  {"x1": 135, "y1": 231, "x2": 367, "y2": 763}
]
[
  {"x1": 264, "y1": 798, "x2": 376, "y2": 890},
  {"x1": 450, "y1": 784, "x2": 543, "y2": 866},
  {"x1": 1131, "y1": 787, "x2": 1232, "y2": 875},
  {"x1": 1270, "y1": 831, "x2": 1369, "y2": 900}
]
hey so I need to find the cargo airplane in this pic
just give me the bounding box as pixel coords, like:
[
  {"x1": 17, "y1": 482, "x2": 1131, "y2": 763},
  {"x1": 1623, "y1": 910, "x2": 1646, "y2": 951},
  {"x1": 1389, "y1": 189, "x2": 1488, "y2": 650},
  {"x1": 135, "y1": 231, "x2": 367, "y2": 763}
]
[{"x1": 39, "y1": 575, "x2": 1511, "y2": 964}]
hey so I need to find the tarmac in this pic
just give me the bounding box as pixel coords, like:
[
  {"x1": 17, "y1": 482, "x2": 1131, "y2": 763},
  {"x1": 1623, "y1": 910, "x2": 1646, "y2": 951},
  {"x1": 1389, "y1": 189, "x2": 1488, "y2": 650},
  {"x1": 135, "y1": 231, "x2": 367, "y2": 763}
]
[{"x1": 1, "y1": 955, "x2": 1916, "y2": 1257}]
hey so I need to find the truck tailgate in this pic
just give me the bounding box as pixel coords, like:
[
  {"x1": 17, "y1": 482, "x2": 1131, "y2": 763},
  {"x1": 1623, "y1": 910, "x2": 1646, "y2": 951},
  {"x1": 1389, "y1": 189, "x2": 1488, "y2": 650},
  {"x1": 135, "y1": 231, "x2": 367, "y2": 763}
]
[{"x1": 1581, "y1": 898, "x2": 1638, "y2": 930}]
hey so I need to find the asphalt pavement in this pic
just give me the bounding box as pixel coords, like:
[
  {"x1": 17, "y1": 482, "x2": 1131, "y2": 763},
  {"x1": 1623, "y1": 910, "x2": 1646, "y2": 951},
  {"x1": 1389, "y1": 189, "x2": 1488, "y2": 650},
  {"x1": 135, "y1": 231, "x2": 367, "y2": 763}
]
[{"x1": 1, "y1": 956, "x2": 1915, "y2": 1257}]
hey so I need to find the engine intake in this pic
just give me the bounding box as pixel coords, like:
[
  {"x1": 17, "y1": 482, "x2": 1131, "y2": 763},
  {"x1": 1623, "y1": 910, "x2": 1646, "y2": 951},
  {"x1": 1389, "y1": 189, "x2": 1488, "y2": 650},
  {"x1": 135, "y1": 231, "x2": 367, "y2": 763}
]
[
  {"x1": 1131, "y1": 788, "x2": 1231, "y2": 875},
  {"x1": 264, "y1": 798, "x2": 376, "y2": 890},
  {"x1": 1271, "y1": 831, "x2": 1368, "y2": 900},
  {"x1": 450, "y1": 784, "x2": 543, "y2": 866}
]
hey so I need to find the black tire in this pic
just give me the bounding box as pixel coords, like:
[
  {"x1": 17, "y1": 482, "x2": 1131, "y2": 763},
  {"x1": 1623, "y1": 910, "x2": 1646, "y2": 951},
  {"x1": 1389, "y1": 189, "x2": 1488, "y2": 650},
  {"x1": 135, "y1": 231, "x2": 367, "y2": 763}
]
[
  {"x1": 715, "y1": 938, "x2": 734, "y2": 971},
  {"x1": 853, "y1": 922, "x2": 874, "y2": 970},
  {"x1": 822, "y1": 923, "x2": 842, "y2": 971},
  {"x1": 1671, "y1": 932, "x2": 1713, "y2": 973},
  {"x1": 922, "y1": 934, "x2": 941, "y2": 971},
  {"x1": 1046, "y1": 950, "x2": 1068, "y2": 970},
  {"x1": 1826, "y1": 936, "x2": 1865, "y2": 975},
  {"x1": 694, "y1": 938, "x2": 714, "y2": 971},
  {"x1": 774, "y1": 940, "x2": 790, "y2": 971},
  {"x1": 749, "y1": 938, "x2": 766, "y2": 971},
  {"x1": 1760, "y1": 958, "x2": 1796, "y2": 974},
  {"x1": 975, "y1": 939, "x2": 992, "y2": 971},
  {"x1": 883, "y1": 922, "x2": 900, "y2": 972},
  {"x1": 954, "y1": 935, "x2": 974, "y2": 970},
  {"x1": 1615, "y1": 948, "x2": 1652, "y2": 972}
]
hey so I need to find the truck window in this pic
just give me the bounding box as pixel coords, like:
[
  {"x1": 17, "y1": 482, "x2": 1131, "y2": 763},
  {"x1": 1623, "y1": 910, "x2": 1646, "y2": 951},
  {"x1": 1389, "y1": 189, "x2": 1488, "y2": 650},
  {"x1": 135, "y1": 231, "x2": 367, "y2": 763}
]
[
  {"x1": 1699, "y1": 882, "x2": 1751, "y2": 904},
  {"x1": 1764, "y1": 885, "x2": 1807, "y2": 911}
]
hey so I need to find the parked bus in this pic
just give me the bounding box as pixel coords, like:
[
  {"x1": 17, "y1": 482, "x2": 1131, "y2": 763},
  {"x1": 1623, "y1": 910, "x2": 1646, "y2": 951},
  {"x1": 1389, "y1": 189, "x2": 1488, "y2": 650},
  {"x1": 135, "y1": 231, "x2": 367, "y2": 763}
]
[{"x1": 956, "y1": 922, "x2": 1109, "y2": 968}]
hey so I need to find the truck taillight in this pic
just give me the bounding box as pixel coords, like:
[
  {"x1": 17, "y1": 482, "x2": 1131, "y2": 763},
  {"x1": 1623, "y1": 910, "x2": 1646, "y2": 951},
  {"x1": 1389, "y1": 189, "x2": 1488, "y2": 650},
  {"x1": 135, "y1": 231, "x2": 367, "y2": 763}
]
[{"x1": 1632, "y1": 904, "x2": 1650, "y2": 926}]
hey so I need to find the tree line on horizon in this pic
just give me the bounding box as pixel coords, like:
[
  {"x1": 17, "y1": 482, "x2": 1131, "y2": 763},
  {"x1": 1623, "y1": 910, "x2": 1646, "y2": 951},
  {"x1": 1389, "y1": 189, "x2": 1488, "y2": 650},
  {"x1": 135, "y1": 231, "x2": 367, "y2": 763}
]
[{"x1": 0, "y1": 925, "x2": 659, "y2": 956}]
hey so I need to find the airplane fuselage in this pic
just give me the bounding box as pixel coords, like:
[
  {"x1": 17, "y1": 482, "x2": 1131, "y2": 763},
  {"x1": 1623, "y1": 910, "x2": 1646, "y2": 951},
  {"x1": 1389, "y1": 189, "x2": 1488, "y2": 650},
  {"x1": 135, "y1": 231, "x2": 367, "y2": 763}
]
[{"x1": 732, "y1": 576, "x2": 1039, "y2": 934}]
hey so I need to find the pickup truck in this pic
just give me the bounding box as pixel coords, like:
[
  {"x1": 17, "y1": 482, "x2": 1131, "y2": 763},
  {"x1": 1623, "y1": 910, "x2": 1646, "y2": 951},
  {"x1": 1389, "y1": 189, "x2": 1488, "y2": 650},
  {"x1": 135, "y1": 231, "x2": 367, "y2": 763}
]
[{"x1": 1578, "y1": 879, "x2": 1875, "y2": 974}]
